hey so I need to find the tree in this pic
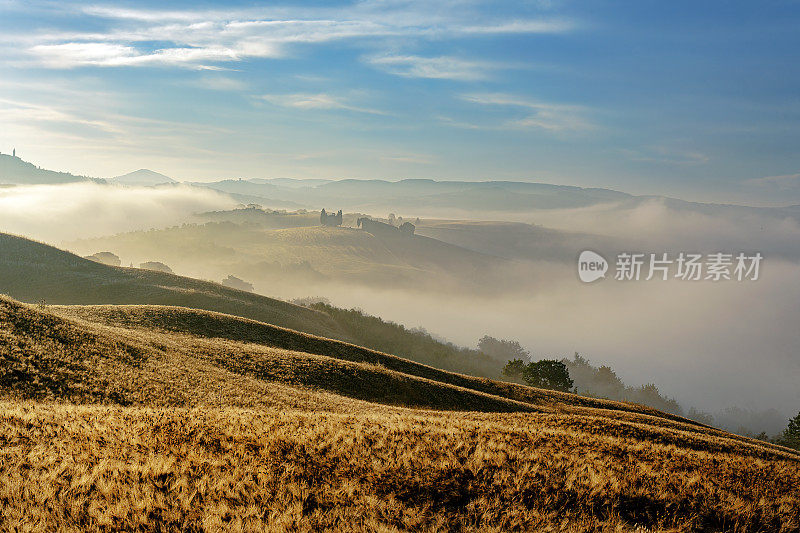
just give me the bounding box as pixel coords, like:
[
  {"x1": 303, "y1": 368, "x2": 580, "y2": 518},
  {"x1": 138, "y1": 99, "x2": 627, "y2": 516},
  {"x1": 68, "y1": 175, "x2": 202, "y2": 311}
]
[
  {"x1": 320, "y1": 208, "x2": 327, "y2": 225},
  {"x1": 502, "y1": 359, "x2": 526, "y2": 380},
  {"x1": 778, "y1": 412, "x2": 800, "y2": 450},
  {"x1": 522, "y1": 360, "x2": 574, "y2": 392},
  {"x1": 478, "y1": 336, "x2": 529, "y2": 362}
]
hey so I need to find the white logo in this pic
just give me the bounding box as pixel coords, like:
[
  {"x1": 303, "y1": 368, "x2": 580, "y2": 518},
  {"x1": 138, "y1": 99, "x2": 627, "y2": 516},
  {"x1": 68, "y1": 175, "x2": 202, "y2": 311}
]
[{"x1": 578, "y1": 250, "x2": 608, "y2": 283}]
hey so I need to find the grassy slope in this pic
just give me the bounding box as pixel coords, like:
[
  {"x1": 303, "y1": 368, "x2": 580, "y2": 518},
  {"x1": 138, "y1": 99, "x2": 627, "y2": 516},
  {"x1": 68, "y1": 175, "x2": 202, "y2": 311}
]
[
  {"x1": 1, "y1": 296, "x2": 534, "y2": 413},
  {"x1": 0, "y1": 232, "x2": 505, "y2": 376},
  {"x1": 0, "y1": 232, "x2": 347, "y2": 340},
  {"x1": 1, "y1": 295, "x2": 799, "y2": 531},
  {"x1": 0, "y1": 232, "x2": 520, "y2": 376},
  {"x1": 43, "y1": 301, "x2": 720, "y2": 426}
]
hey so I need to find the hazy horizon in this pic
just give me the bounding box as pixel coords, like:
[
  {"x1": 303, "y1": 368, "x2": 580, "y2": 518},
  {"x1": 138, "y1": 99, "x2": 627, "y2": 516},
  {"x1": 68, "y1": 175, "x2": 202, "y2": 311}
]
[
  {"x1": 5, "y1": 151, "x2": 800, "y2": 210},
  {"x1": 2, "y1": 1, "x2": 800, "y2": 205}
]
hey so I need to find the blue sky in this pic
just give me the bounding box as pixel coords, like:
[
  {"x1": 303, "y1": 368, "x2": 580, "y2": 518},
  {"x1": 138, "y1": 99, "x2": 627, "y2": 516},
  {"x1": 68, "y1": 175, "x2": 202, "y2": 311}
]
[{"x1": 0, "y1": 0, "x2": 798, "y2": 203}]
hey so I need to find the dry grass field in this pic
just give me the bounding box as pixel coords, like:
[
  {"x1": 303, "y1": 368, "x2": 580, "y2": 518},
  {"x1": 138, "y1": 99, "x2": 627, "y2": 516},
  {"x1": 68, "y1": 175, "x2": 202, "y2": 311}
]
[{"x1": 1, "y1": 295, "x2": 799, "y2": 531}]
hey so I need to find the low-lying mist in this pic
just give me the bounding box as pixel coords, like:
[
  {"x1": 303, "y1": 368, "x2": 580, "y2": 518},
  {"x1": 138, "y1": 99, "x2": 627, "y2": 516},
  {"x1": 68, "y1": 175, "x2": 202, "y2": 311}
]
[
  {"x1": 1, "y1": 183, "x2": 797, "y2": 434},
  {"x1": 290, "y1": 263, "x2": 799, "y2": 433},
  {"x1": 0, "y1": 183, "x2": 236, "y2": 242}
]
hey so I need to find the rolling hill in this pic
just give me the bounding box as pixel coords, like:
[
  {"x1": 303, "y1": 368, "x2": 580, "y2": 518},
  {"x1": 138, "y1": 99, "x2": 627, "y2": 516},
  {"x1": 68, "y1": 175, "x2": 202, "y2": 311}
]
[
  {"x1": 110, "y1": 169, "x2": 176, "y2": 186},
  {"x1": 0, "y1": 232, "x2": 346, "y2": 340},
  {"x1": 415, "y1": 219, "x2": 616, "y2": 262},
  {"x1": 0, "y1": 232, "x2": 506, "y2": 376},
  {"x1": 67, "y1": 215, "x2": 506, "y2": 293},
  {"x1": 1, "y1": 294, "x2": 798, "y2": 531},
  {"x1": 0, "y1": 153, "x2": 98, "y2": 185},
  {"x1": 189, "y1": 177, "x2": 634, "y2": 213}
]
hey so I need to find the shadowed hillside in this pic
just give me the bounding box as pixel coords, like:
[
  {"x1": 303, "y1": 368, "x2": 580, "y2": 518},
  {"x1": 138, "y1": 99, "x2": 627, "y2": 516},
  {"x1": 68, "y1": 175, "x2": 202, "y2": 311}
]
[
  {"x1": 0, "y1": 295, "x2": 798, "y2": 531},
  {"x1": 0, "y1": 232, "x2": 346, "y2": 340},
  {"x1": 0, "y1": 232, "x2": 510, "y2": 374},
  {"x1": 0, "y1": 233, "x2": 516, "y2": 376},
  {"x1": 0, "y1": 296, "x2": 533, "y2": 412},
  {"x1": 3, "y1": 294, "x2": 794, "y2": 455}
]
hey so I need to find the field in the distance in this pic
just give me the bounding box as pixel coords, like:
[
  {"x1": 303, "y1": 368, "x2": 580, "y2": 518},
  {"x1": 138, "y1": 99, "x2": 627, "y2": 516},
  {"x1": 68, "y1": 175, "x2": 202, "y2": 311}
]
[
  {"x1": 67, "y1": 210, "x2": 504, "y2": 293},
  {"x1": 1, "y1": 295, "x2": 798, "y2": 532}
]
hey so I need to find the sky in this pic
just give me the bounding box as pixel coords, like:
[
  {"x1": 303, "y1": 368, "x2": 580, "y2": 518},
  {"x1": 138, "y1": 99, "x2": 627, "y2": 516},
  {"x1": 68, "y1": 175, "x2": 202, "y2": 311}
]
[{"x1": 1, "y1": 0, "x2": 799, "y2": 203}]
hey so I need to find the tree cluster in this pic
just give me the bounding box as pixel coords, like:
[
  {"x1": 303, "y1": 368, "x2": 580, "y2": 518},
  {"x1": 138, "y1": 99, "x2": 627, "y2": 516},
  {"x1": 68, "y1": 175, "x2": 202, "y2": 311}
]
[
  {"x1": 502, "y1": 358, "x2": 574, "y2": 392},
  {"x1": 777, "y1": 412, "x2": 800, "y2": 450},
  {"x1": 320, "y1": 209, "x2": 343, "y2": 226},
  {"x1": 478, "y1": 336, "x2": 529, "y2": 362}
]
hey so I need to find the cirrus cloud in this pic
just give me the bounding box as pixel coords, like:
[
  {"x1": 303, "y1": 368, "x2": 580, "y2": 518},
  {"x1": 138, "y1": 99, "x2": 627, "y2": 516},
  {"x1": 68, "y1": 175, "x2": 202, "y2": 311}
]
[{"x1": 14, "y1": 2, "x2": 575, "y2": 70}]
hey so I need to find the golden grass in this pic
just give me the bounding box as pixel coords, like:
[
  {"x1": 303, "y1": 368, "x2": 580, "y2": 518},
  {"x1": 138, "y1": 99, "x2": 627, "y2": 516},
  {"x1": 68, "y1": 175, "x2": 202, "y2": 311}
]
[
  {"x1": 1, "y1": 403, "x2": 798, "y2": 532},
  {"x1": 1, "y1": 294, "x2": 799, "y2": 531}
]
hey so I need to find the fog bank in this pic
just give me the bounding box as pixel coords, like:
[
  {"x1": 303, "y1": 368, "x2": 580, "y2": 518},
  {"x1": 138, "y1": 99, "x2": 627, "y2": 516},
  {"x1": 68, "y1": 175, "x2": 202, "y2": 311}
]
[{"x1": 0, "y1": 183, "x2": 236, "y2": 243}]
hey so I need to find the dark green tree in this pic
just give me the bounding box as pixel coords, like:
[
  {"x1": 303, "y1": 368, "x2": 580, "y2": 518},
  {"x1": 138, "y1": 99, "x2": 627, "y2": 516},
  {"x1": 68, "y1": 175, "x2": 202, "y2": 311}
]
[
  {"x1": 522, "y1": 360, "x2": 574, "y2": 392},
  {"x1": 778, "y1": 412, "x2": 800, "y2": 450},
  {"x1": 502, "y1": 359, "x2": 527, "y2": 380}
]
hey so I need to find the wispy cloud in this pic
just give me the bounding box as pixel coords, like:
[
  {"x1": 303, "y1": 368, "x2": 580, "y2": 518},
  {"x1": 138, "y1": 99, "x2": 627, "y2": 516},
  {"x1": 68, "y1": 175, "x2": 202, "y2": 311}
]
[
  {"x1": 14, "y1": 3, "x2": 574, "y2": 70},
  {"x1": 0, "y1": 97, "x2": 117, "y2": 133},
  {"x1": 367, "y1": 55, "x2": 501, "y2": 81},
  {"x1": 28, "y1": 42, "x2": 271, "y2": 70},
  {"x1": 746, "y1": 172, "x2": 800, "y2": 188},
  {"x1": 461, "y1": 93, "x2": 595, "y2": 132},
  {"x1": 258, "y1": 93, "x2": 388, "y2": 115}
]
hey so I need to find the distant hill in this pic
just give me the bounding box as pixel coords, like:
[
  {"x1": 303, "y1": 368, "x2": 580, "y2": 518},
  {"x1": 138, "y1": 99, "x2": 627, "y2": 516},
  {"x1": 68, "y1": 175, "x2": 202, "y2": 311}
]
[
  {"x1": 189, "y1": 178, "x2": 279, "y2": 196},
  {"x1": 110, "y1": 169, "x2": 176, "y2": 186},
  {"x1": 251, "y1": 178, "x2": 633, "y2": 212},
  {"x1": 189, "y1": 179, "x2": 307, "y2": 208},
  {"x1": 415, "y1": 219, "x2": 617, "y2": 262},
  {"x1": 69, "y1": 216, "x2": 506, "y2": 293},
  {"x1": 181, "y1": 177, "x2": 634, "y2": 213},
  {"x1": 0, "y1": 153, "x2": 97, "y2": 185},
  {"x1": 258, "y1": 177, "x2": 333, "y2": 188}
]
